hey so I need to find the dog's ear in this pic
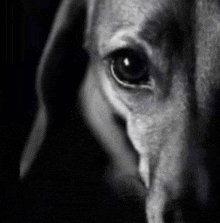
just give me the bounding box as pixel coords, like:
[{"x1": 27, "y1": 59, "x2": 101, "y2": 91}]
[
  {"x1": 38, "y1": 0, "x2": 88, "y2": 120},
  {"x1": 20, "y1": 0, "x2": 88, "y2": 178}
]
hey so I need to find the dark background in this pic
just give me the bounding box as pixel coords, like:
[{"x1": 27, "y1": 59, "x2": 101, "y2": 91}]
[
  {"x1": 4, "y1": 1, "x2": 145, "y2": 222},
  {"x1": 5, "y1": 0, "x2": 60, "y2": 131},
  {"x1": 5, "y1": 0, "x2": 60, "y2": 221}
]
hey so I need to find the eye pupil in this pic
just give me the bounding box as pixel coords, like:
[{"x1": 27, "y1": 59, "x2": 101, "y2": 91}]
[
  {"x1": 110, "y1": 50, "x2": 149, "y2": 85},
  {"x1": 118, "y1": 57, "x2": 140, "y2": 76}
]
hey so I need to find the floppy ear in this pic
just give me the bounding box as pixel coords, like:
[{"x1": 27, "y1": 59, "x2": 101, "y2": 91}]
[{"x1": 20, "y1": 0, "x2": 88, "y2": 178}]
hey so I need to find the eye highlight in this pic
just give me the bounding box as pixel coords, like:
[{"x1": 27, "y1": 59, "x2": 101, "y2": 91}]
[{"x1": 106, "y1": 49, "x2": 150, "y2": 87}]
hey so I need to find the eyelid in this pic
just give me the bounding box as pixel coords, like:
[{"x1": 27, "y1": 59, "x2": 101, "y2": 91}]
[
  {"x1": 101, "y1": 42, "x2": 135, "y2": 59},
  {"x1": 99, "y1": 32, "x2": 152, "y2": 59},
  {"x1": 102, "y1": 45, "x2": 149, "y2": 64},
  {"x1": 103, "y1": 47, "x2": 138, "y2": 60}
]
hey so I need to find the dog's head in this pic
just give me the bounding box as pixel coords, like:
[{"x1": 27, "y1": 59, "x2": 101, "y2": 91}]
[{"x1": 21, "y1": 0, "x2": 220, "y2": 222}]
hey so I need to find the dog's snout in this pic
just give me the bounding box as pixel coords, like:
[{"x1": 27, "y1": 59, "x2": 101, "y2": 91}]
[{"x1": 145, "y1": 154, "x2": 210, "y2": 223}]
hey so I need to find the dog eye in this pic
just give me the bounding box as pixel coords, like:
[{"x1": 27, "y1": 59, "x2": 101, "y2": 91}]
[{"x1": 107, "y1": 49, "x2": 149, "y2": 86}]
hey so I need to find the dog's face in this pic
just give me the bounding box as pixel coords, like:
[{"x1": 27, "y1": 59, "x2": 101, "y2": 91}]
[
  {"x1": 20, "y1": 0, "x2": 220, "y2": 222},
  {"x1": 81, "y1": 0, "x2": 220, "y2": 222}
]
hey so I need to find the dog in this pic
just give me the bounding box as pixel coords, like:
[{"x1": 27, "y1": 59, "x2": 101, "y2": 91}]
[{"x1": 20, "y1": 0, "x2": 220, "y2": 222}]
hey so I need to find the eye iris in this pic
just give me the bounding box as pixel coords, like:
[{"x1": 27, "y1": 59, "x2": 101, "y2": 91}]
[{"x1": 111, "y1": 52, "x2": 148, "y2": 84}]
